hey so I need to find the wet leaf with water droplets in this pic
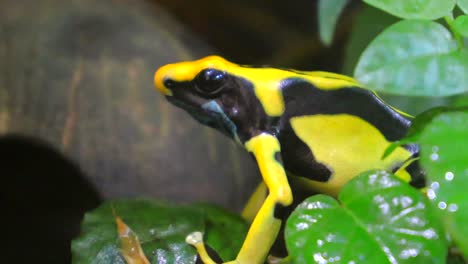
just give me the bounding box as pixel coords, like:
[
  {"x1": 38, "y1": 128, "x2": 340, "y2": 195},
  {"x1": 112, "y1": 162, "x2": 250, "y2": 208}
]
[
  {"x1": 72, "y1": 200, "x2": 247, "y2": 264},
  {"x1": 382, "y1": 107, "x2": 463, "y2": 158},
  {"x1": 418, "y1": 110, "x2": 468, "y2": 258},
  {"x1": 285, "y1": 170, "x2": 447, "y2": 263}
]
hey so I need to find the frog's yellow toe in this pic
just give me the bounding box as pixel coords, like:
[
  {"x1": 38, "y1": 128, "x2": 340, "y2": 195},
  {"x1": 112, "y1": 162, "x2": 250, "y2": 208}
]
[
  {"x1": 185, "y1": 231, "x2": 203, "y2": 245},
  {"x1": 186, "y1": 231, "x2": 218, "y2": 264}
]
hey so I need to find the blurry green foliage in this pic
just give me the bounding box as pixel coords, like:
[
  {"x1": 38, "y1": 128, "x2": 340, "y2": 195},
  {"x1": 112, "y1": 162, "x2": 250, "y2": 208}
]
[
  {"x1": 318, "y1": 0, "x2": 350, "y2": 45},
  {"x1": 72, "y1": 200, "x2": 247, "y2": 264}
]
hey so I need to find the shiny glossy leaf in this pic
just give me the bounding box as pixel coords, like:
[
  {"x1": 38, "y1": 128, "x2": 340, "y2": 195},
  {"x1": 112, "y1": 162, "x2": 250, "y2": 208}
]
[
  {"x1": 363, "y1": 0, "x2": 456, "y2": 19},
  {"x1": 453, "y1": 15, "x2": 468, "y2": 37},
  {"x1": 355, "y1": 20, "x2": 468, "y2": 96},
  {"x1": 342, "y1": 6, "x2": 455, "y2": 113},
  {"x1": 318, "y1": 0, "x2": 350, "y2": 46},
  {"x1": 72, "y1": 200, "x2": 248, "y2": 264},
  {"x1": 418, "y1": 110, "x2": 468, "y2": 258},
  {"x1": 342, "y1": 5, "x2": 398, "y2": 75},
  {"x1": 459, "y1": 0, "x2": 468, "y2": 14},
  {"x1": 285, "y1": 170, "x2": 447, "y2": 263}
]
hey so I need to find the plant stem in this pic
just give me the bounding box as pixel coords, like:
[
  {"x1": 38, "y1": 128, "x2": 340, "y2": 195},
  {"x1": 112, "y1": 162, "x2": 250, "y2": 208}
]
[{"x1": 444, "y1": 14, "x2": 464, "y2": 50}]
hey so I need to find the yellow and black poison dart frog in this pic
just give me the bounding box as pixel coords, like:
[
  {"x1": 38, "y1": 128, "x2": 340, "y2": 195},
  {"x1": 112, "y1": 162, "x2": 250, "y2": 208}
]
[{"x1": 154, "y1": 56, "x2": 425, "y2": 264}]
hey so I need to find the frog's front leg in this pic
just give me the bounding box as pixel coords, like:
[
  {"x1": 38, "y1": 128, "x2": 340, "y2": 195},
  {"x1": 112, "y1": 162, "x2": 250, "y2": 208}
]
[{"x1": 187, "y1": 133, "x2": 293, "y2": 264}]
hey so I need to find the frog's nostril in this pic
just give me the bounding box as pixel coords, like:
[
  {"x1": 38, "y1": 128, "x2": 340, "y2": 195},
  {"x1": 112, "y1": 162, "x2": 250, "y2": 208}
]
[
  {"x1": 154, "y1": 67, "x2": 174, "y2": 96},
  {"x1": 163, "y1": 78, "x2": 177, "y2": 89}
]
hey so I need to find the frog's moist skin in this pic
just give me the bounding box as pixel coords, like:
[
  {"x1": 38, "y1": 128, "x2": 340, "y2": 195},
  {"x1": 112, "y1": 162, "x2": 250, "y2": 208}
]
[{"x1": 154, "y1": 55, "x2": 426, "y2": 264}]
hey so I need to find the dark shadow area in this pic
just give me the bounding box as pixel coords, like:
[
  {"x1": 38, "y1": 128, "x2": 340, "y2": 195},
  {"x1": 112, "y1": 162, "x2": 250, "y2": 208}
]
[
  {"x1": 153, "y1": 0, "x2": 360, "y2": 71},
  {"x1": 0, "y1": 134, "x2": 101, "y2": 264}
]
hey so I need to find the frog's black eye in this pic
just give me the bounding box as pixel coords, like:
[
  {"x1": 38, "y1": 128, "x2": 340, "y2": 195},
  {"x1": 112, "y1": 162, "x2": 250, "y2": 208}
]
[{"x1": 194, "y1": 69, "x2": 227, "y2": 95}]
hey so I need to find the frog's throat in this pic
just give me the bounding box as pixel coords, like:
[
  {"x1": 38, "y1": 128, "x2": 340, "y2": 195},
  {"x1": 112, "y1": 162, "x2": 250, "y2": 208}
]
[{"x1": 202, "y1": 100, "x2": 241, "y2": 143}]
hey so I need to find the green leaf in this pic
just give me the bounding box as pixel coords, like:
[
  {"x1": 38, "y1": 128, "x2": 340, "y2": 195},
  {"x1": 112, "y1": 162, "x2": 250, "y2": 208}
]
[
  {"x1": 318, "y1": 0, "x2": 350, "y2": 46},
  {"x1": 381, "y1": 141, "x2": 401, "y2": 159},
  {"x1": 383, "y1": 106, "x2": 465, "y2": 161},
  {"x1": 379, "y1": 94, "x2": 457, "y2": 116},
  {"x1": 355, "y1": 20, "x2": 468, "y2": 96},
  {"x1": 459, "y1": 0, "x2": 468, "y2": 14},
  {"x1": 72, "y1": 200, "x2": 248, "y2": 264},
  {"x1": 405, "y1": 107, "x2": 455, "y2": 141},
  {"x1": 453, "y1": 15, "x2": 468, "y2": 37},
  {"x1": 453, "y1": 93, "x2": 468, "y2": 106},
  {"x1": 342, "y1": 5, "x2": 398, "y2": 75},
  {"x1": 418, "y1": 110, "x2": 468, "y2": 258},
  {"x1": 363, "y1": 0, "x2": 456, "y2": 19},
  {"x1": 285, "y1": 170, "x2": 447, "y2": 263},
  {"x1": 343, "y1": 7, "x2": 464, "y2": 112}
]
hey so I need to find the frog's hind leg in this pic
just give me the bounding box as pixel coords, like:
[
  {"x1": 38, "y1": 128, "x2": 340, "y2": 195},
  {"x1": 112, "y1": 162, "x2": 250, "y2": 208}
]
[{"x1": 241, "y1": 182, "x2": 267, "y2": 223}]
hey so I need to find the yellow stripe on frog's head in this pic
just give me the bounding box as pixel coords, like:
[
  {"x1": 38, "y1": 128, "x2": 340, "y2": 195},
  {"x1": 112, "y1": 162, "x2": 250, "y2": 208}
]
[
  {"x1": 154, "y1": 55, "x2": 363, "y2": 117},
  {"x1": 154, "y1": 56, "x2": 234, "y2": 96},
  {"x1": 154, "y1": 55, "x2": 286, "y2": 116}
]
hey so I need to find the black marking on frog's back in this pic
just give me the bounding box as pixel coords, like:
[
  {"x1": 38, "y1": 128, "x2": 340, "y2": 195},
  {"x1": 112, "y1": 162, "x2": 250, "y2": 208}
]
[{"x1": 279, "y1": 126, "x2": 332, "y2": 182}]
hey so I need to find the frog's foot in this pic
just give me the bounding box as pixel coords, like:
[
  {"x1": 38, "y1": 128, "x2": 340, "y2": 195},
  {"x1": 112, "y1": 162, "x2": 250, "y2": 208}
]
[{"x1": 186, "y1": 231, "x2": 220, "y2": 264}]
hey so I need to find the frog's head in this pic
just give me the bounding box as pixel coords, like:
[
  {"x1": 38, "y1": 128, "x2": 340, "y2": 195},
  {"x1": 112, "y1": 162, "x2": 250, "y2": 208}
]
[{"x1": 154, "y1": 56, "x2": 269, "y2": 142}]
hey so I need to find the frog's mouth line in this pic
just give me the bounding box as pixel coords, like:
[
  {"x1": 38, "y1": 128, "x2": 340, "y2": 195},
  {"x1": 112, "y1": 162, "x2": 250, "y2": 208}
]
[{"x1": 166, "y1": 97, "x2": 237, "y2": 138}]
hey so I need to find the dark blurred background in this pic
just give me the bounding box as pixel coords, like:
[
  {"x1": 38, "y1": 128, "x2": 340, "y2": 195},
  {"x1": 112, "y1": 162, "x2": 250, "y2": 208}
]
[
  {"x1": 0, "y1": 0, "x2": 420, "y2": 263},
  {"x1": 153, "y1": 0, "x2": 358, "y2": 70}
]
